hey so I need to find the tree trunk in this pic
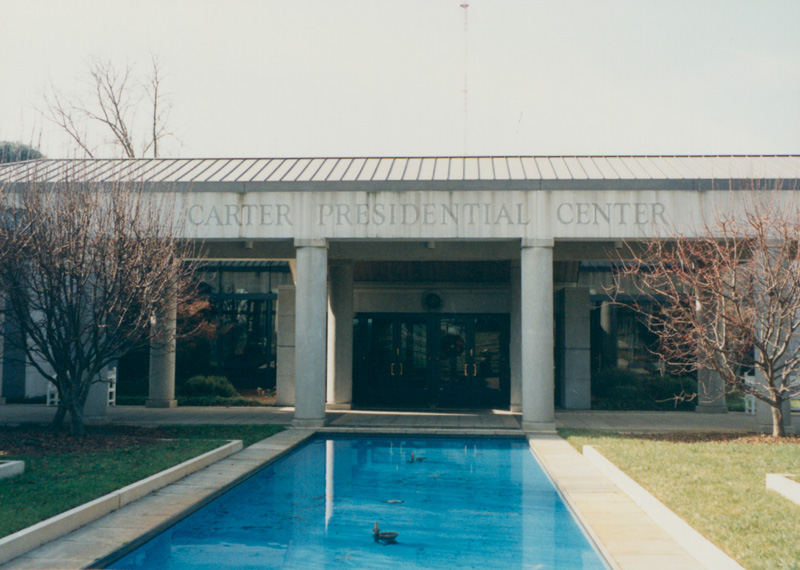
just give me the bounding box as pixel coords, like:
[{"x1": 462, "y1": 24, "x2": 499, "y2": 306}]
[
  {"x1": 68, "y1": 400, "x2": 85, "y2": 438},
  {"x1": 49, "y1": 402, "x2": 67, "y2": 432},
  {"x1": 771, "y1": 402, "x2": 786, "y2": 438}
]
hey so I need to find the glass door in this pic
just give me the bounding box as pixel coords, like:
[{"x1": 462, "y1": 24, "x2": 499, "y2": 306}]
[
  {"x1": 435, "y1": 315, "x2": 509, "y2": 408},
  {"x1": 436, "y1": 317, "x2": 471, "y2": 407},
  {"x1": 472, "y1": 315, "x2": 509, "y2": 408},
  {"x1": 353, "y1": 315, "x2": 428, "y2": 408},
  {"x1": 353, "y1": 312, "x2": 509, "y2": 409},
  {"x1": 397, "y1": 318, "x2": 428, "y2": 406}
]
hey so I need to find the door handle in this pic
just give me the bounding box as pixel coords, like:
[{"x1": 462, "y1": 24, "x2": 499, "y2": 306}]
[
  {"x1": 472, "y1": 364, "x2": 478, "y2": 376},
  {"x1": 464, "y1": 364, "x2": 469, "y2": 376},
  {"x1": 399, "y1": 363, "x2": 404, "y2": 375},
  {"x1": 391, "y1": 363, "x2": 396, "y2": 376}
]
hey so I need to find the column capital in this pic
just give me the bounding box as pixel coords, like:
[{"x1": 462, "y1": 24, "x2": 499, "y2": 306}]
[
  {"x1": 521, "y1": 238, "x2": 554, "y2": 249},
  {"x1": 294, "y1": 238, "x2": 328, "y2": 249}
]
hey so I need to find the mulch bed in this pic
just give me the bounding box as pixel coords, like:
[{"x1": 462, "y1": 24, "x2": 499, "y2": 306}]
[
  {"x1": 237, "y1": 389, "x2": 277, "y2": 405},
  {"x1": 0, "y1": 426, "x2": 172, "y2": 457}
]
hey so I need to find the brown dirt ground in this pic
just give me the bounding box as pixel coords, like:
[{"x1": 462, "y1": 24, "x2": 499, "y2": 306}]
[
  {"x1": 237, "y1": 389, "x2": 277, "y2": 405},
  {"x1": 0, "y1": 426, "x2": 173, "y2": 458}
]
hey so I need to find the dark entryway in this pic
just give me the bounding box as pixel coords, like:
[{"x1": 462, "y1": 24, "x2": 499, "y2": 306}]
[
  {"x1": 209, "y1": 295, "x2": 276, "y2": 390},
  {"x1": 353, "y1": 313, "x2": 510, "y2": 409}
]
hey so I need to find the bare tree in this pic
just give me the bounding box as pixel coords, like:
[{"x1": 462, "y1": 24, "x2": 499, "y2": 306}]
[
  {"x1": 42, "y1": 54, "x2": 173, "y2": 158},
  {"x1": 0, "y1": 173, "x2": 198, "y2": 436},
  {"x1": 614, "y1": 183, "x2": 800, "y2": 437}
]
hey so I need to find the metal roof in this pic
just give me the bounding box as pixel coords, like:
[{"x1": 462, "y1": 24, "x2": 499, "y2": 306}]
[{"x1": 2, "y1": 156, "x2": 799, "y2": 185}]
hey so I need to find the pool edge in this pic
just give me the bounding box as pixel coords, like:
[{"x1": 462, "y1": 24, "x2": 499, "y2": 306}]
[
  {"x1": 90, "y1": 428, "x2": 318, "y2": 569},
  {"x1": 528, "y1": 433, "x2": 717, "y2": 570}
]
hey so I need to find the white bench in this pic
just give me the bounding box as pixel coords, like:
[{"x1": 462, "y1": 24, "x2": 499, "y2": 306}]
[
  {"x1": 743, "y1": 373, "x2": 757, "y2": 415},
  {"x1": 744, "y1": 393, "x2": 757, "y2": 415}
]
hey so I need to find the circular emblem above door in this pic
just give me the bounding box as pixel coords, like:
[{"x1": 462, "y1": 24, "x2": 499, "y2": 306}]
[{"x1": 422, "y1": 292, "x2": 443, "y2": 311}]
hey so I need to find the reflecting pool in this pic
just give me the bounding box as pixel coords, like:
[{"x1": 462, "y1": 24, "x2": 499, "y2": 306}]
[{"x1": 109, "y1": 437, "x2": 608, "y2": 569}]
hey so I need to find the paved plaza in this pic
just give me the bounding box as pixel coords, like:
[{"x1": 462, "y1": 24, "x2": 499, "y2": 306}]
[{"x1": 0, "y1": 404, "x2": 769, "y2": 433}]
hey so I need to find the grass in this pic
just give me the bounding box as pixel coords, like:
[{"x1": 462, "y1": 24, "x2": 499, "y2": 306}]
[
  {"x1": 152, "y1": 424, "x2": 284, "y2": 447},
  {"x1": 560, "y1": 429, "x2": 800, "y2": 570},
  {"x1": 0, "y1": 424, "x2": 284, "y2": 539}
]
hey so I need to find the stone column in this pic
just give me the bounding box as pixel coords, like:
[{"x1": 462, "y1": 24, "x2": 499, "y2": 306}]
[
  {"x1": 555, "y1": 287, "x2": 591, "y2": 409},
  {"x1": 696, "y1": 369, "x2": 727, "y2": 413},
  {"x1": 276, "y1": 285, "x2": 296, "y2": 406},
  {"x1": 520, "y1": 239, "x2": 555, "y2": 432},
  {"x1": 327, "y1": 260, "x2": 354, "y2": 409},
  {"x1": 147, "y1": 282, "x2": 177, "y2": 408},
  {"x1": 509, "y1": 261, "x2": 522, "y2": 413},
  {"x1": 599, "y1": 301, "x2": 616, "y2": 369},
  {"x1": 83, "y1": 365, "x2": 115, "y2": 419},
  {"x1": 0, "y1": 296, "x2": 4, "y2": 405},
  {"x1": 293, "y1": 239, "x2": 328, "y2": 427},
  {"x1": 695, "y1": 299, "x2": 727, "y2": 414}
]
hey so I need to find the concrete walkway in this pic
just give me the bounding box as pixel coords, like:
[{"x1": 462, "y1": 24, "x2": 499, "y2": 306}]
[{"x1": 0, "y1": 404, "x2": 766, "y2": 433}]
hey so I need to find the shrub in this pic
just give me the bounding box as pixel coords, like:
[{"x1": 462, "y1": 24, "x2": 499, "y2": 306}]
[
  {"x1": 591, "y1": 367, "x2": 696, "y2": 411},
  {"x1": 591, "y1": 367, "x2": 641, "y2": 400},
  {"x1": 177, "y1": 396, "x2": 266, "y2": 407},
  {"x1": 115, "y1": 395, "x2": 147, "y2": 406},
  {"x1": 180, "y1": 375, "x2": 238, "y2": 398}
]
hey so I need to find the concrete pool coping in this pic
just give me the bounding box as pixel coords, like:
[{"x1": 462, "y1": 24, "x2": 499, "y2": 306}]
[
  {"x1": 0, "y1": 440, "x2": 245, "y2": 567},
  {"x1": 765, "y1": 473, "x2": 800, "y2": 506},
  {"x1": 528, "y1": 435, "x2": 744, "y2": 570},
  {"x1": 0, "y1": 429, "x2": 317, "y2": 570},
  {"x1": 0, "y1": 428, "x2": 741, "y2": 570}
]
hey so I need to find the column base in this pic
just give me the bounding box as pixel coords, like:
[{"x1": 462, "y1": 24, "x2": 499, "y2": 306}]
[
  {"x1": 292, "y1": 417, "x2": 327, "y2": 428},
  {"x1": 695, "y1": 404, "x2": 728, "y2": 414},
  {"x1": 146, "y1": 399, "x2": 177, "y2": 408},
  {"x1": 326, "y1": 403, "x2": 352, "y2": 411},
  {"x1": 521, "y1": 420, "x2": 556, "y2": 433},
  {"x1": 510, "y1": 404, "x2": 522, "y2": 413}
]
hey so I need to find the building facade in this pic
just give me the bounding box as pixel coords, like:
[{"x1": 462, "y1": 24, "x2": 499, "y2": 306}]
[{"x1": 2, "y1": 156, "x2": 799, "y2": 431}]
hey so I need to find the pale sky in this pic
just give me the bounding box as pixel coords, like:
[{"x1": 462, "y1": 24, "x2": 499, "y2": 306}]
[{"x1": 2, "y1": 0, "x2": 800, "y2": 159}]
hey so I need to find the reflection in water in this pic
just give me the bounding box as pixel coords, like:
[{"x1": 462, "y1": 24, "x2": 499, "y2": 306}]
[
  {"x1": 110, "y1": 438, "x2": 608, "y2": 570},
  {"x1": 325, "y1": 440, "x2": 334, "y2": 532}
]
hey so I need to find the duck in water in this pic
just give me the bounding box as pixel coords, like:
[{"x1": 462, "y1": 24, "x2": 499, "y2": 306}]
[{"x1": 373, "y1": 522, "x2": 398, "y2": 544}]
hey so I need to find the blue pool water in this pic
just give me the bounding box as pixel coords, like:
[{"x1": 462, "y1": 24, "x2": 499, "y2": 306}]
[{"x1": 109, "y1": 437, "x2": 609, "y2": 569}]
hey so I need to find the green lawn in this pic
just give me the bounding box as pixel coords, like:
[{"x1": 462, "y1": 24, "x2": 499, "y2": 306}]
[
  {"x1": 560, "y1": 430, "x2": 800, "y2": 570},
  {"x1": 0, "y1": 424, "x2": 284, "y2": 538}
]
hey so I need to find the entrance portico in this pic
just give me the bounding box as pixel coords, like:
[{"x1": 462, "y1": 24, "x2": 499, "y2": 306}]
[
  {"x1": 272, "y1": 237, "x2": 595, "y2": 431},
  {"x1": 276, "y1": 237, "x2": 564, "y2": 431}
]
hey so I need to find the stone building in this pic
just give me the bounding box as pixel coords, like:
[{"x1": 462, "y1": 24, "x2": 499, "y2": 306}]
[{"x1": 2, "y1": 155, "x2": 799, "y2": 432}]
